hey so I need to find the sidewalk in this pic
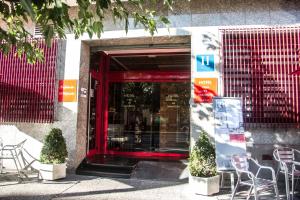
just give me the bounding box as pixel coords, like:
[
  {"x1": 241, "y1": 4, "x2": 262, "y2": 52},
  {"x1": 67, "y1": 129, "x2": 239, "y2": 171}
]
[{"x1": 0, "y1": 173, "x2": 292, "y2": 200}]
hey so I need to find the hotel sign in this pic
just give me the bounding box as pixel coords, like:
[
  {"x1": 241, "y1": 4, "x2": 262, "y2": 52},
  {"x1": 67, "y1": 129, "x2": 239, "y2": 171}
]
[
  {"x1": 58, "y1": 80, "x2": 77, "y2": 102},
  {"x1": 194, "y1": 78, "x2": 218, "y2": 103},
  {"x1": 196, "y1": 54, "x2": 215, "y2": 72}
]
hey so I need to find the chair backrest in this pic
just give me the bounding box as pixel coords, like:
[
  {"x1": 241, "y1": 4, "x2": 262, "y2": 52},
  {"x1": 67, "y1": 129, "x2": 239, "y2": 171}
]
[
  {"x1": 273, "y1": 147, "x2": 294, "y2": 172},
  {"x1": 274, "y1": 148, "x2": 294, "y2": 163},
  {"x1": 10, "y1": 140, "x2": 27, "y2": 157},
  {"x1": 16, "y1": 140, "x2": 26, "y2": 151},
  {"x1": 231, "y1": 154, "x2": 249, "y2": 172}
]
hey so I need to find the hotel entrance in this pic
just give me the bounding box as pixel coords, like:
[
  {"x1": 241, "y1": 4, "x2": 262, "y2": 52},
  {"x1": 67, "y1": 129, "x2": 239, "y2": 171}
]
[{"x1": 88, "y1": 48, "x2": 191, "y2": 159}]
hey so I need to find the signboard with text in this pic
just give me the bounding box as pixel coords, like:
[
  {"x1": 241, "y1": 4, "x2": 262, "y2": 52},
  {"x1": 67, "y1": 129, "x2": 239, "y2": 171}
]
[
  {"x1": 213, "y1": 97, "x2": 247, "y2": 171},
  {"x1": 58, "y1": 80, "x2": 77, "y2": 102},
  {"x1": 194, "y1": 78, "x2": 218, "y2": 103}
]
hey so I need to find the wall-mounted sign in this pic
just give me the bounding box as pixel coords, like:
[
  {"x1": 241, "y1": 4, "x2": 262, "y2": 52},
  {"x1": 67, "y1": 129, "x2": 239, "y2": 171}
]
[
  {"x1": 58, "y1": 80, "x2": 77, "y2": 102},
  {"x1": 196, "y1": 54, "x2": 215, "y2": 72},
  {"x1": 194, "y1": 78, "x2": 218, "y2": 103},
  {"x1": 213, "y1": 97, "x2": 246, "y2": 171}
]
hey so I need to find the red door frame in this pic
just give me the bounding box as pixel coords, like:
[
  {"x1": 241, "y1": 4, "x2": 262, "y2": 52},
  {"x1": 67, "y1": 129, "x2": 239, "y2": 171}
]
[{"x1": 92, "y1": 51, "x2": 191, "y2": 159}]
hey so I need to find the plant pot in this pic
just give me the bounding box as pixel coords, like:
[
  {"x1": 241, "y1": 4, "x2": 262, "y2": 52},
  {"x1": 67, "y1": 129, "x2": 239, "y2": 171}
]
[
  {"x1": 39, "y1": 163, "x2": 67, "y2": 180},
  {"x1": 189, "y1": 174, "x2": 220, "y2": 196}
]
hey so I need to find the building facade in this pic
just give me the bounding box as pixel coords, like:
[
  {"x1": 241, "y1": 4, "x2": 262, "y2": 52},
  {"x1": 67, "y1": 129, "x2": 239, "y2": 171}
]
[{"x1": 1, "y1": 0, "x2": 300, "y2": 170}]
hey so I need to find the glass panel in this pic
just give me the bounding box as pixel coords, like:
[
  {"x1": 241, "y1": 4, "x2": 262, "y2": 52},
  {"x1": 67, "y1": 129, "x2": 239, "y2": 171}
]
[{"x1": 108, "y1": 82, "x2": 190, "y2": 153}]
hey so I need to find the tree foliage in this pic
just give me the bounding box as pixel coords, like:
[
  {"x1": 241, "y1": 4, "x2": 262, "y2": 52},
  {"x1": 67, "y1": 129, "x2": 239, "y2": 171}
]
[{"x1": 0, "y1": 0, "x2": 174, "y2": 63}]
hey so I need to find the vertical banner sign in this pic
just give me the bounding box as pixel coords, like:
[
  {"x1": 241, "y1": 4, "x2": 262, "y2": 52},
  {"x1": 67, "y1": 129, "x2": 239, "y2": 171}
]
[
  {"x1": 194, "y1": 78, "x2": 218, "y2": 103},
  {"x1": 58, "y1": 80, "x2": 77, "y2": 102},
  {"x1": 213, "y1": 97, "x2": 247, "y2": 170},
  {"x1": 196, "y1": 55, "x2": 215, "y2": 72}
]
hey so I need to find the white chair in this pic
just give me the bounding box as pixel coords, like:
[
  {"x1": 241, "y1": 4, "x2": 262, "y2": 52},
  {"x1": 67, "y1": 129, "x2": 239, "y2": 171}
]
[
  {"x1": 0, "y1": 139, "x2": 39, "y2": 181},
  {"x1": 0, "y1": 140, "x2": 31, "y2": 179},
  {"x1": 273, "y1": 147, "x2": 300, "y2": 200},
  {"x1": 231, "y1": 154, "x2": 279, "y2": 200}
]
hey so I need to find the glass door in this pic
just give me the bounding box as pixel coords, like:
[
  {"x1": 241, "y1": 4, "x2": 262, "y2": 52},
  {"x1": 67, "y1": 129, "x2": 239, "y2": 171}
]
[{"x1": 107, "y1": 81, "x2": 190, "y2": 154}]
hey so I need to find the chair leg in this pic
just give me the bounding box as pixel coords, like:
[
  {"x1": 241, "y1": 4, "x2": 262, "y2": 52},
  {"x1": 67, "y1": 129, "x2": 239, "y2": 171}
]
[
  {"x1": 274, "y1": 182, "x2": 280, "y2": 200},
  {"x1": 292, "y1": 171, "x2": 294, "y2": 200},
  {"x1": 220, "y1": 172, "x2": 224, "y2": 188},
  {"x1": 276, "y1": 166, "x2": 280, "y2": 181},
  {"x1": 246, "y1": 186, "x2": 253, "y2": 200},
  {"x1": 285, "y1": 171, "x2": 290, "y2": 200},
  {"x1": 253, "y1": 185, "x2": 258, "y2": 200},
  {"x1": 231, "y1": 178, "x2": 240, "y2": 200},
  {"x1": 12, "y1": 156, "x2": 21, "y2": 179},
  {"x1": 14, "y1": 150, "x2": 22, "y2": 169}
]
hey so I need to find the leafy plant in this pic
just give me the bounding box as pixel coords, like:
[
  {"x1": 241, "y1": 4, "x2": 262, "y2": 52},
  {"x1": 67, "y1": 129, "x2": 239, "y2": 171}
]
[
  {"x1": 40, "y1": 128, "x2": 68, "y2": 164},
  {"x1": 0, "y1": 0, "x2": 177, "y2": 63},
  {"x1": 189, "y1": 131, "x2": 217, "y2": 177}
]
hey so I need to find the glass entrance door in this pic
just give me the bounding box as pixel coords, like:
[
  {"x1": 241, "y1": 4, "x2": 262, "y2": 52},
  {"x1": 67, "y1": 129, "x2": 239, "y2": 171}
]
[{"x1": 108, "y1": 82, "x2": 190, "y2": 154}]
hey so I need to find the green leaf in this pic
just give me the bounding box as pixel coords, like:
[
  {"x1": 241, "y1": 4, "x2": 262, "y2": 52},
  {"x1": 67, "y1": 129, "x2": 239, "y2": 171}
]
[
  {"x1": 44, "y1": 25, "x2": 55, "y2": 46},
  {"x1": 20, "y1": 0, "x2": 35, "y2": 19},
  {"x1": 99, "y1": 0, "x2": 111, "y2": 9},
  {"x1": 159, "y1": 16, "x2": 170, "y2": 25},
  {"x1": 55, "y1": 0, "x2": 62, "y2": 7}
]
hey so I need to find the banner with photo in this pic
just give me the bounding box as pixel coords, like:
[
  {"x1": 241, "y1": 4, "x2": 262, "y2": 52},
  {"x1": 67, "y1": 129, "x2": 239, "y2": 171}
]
[{"x1": 213, "y1": 97, "x2": 247, "y2": 171}]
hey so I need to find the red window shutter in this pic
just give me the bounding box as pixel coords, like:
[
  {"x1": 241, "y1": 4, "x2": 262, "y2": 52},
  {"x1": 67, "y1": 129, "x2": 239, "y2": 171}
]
[
  {"x1": 0, "y1": 39, "x2": 58, "y2": 123},
  {"x1": 221, "y1": 27, "x2": 300, "y2": 128}
]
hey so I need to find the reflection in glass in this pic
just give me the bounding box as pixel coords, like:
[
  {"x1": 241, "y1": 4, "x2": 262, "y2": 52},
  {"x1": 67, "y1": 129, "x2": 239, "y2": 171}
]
[{"x1": 108, "y1": 82, "x2": 190, "y2": 153}]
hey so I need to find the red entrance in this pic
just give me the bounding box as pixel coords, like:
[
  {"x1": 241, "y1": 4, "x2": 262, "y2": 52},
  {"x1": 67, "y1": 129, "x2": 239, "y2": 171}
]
[{"x1": 89, "y1": 50, "x2": 191, "y2": 159}]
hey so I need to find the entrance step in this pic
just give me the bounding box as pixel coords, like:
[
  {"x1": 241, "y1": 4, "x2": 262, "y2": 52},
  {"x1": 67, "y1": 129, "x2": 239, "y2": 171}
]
[{"x1": 76, "y1": 155, "x2": 138, "y2": 179}]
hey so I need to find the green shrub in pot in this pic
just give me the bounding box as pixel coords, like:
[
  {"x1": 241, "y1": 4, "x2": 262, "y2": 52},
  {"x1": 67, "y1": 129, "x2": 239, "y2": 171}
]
[
  {"x1": 39, "y1": 128, "x2": 68, "y2": 180},
  {"x1": 40, "y1": 128, "x2": 68, "y2": 164},
  {"x1": 188, "y1": 131, "x2": 219, "y2": 195}
]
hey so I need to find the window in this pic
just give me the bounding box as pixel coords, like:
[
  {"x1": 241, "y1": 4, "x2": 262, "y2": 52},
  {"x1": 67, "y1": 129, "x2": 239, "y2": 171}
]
[
  {"x1": 0, "y1": 39, "x2": 58, "y2": 123},
  {"x1": 222, "y1": 27, "x2": 300, "y2": 127}
]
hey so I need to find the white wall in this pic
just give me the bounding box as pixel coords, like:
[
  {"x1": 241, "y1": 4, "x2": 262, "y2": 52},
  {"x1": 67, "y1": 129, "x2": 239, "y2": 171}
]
[{"x1": 0, "y1": 38, "x2": 82, "y2": 171}]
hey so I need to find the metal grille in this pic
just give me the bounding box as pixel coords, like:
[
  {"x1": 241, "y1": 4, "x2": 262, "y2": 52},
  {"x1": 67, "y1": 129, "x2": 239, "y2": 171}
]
[
  {"x1": 221, "y1": 27, "x2": 300, "y2": 128},
  {"x1": 34, "y1": 25, "x2": 43, "y2": 37},
  {"x1": 0, "y1": 39, "x2": 58, "y2": 123}
]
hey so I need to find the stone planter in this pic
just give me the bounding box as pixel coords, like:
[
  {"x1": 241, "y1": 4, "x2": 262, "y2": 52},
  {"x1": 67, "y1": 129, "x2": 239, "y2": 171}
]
[
  {"x1": 39, "y1": 163, "x2": 66, "y2": 180},
  {"x1": 189, "y1": 174, "x2": 220, "y2": 195}
]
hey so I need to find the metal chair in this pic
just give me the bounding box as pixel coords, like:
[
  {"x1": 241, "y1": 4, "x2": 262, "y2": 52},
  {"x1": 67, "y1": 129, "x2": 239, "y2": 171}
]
[
  {"x1": 231, "y1": 154, "x2": 279, "y2": 200},
  {"x1": 273, "y1": 147, "x2": 300, "y2": 200},
  {"x1": 0, "y1": 140, "x2": 27, "y2": 179}
]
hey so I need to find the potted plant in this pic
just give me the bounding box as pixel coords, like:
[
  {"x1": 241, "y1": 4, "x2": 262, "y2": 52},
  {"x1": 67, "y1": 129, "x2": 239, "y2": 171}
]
[
  {"x1": 39, "y1": 128, "x2": 68, "y2": 180},
  {"x1": 189, "y1": 131, "x2": 220, "y2": 195}
]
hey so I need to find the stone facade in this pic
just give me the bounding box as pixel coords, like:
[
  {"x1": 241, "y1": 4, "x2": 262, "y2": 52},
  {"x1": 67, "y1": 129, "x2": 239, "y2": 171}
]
[{"x1": 1, "y1": 0, "x2": 300, "y2": 170}]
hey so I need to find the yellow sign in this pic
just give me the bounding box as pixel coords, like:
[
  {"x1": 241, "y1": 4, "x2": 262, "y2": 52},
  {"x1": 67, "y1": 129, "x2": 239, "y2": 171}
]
[
  {"x1": 58, "y1": 80, "x2": 77, "y2": 102},
  {"x1": 194, "y1": 78, "x2": 218, "y2": 103}
]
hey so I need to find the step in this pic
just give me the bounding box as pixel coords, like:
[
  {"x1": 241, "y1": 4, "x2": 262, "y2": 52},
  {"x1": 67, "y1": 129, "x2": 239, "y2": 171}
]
[
  {"x1": 76, "y1": 155, "x2": 138, "y2": 179},
  {"x1": 85, "y1": 161, "x2": 136, "y2": 170},
  {"x1": 76, "y1": 168, "x2": 131, "y2": 179},
  {"x1": 78, "y1": 163, "x2": 133, "y2": 174}
]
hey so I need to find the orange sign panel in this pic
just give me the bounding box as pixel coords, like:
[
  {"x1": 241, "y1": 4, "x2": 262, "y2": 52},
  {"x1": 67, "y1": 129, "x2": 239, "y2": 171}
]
[
  {"x1": 58, "y1": 80, "x2": 77, "y2": 102},
  {"x1": 194, "y1": 78, "x2": 218, "y2": 103}
]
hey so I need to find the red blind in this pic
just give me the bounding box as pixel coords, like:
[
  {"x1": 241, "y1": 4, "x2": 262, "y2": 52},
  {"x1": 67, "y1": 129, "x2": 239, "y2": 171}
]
[
  {"x1": 222, "y1": 27, "x2": 300, "y2": 128},
  {"x1": 0, "y1": 39, "x2": 58, "y2": 123}
]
